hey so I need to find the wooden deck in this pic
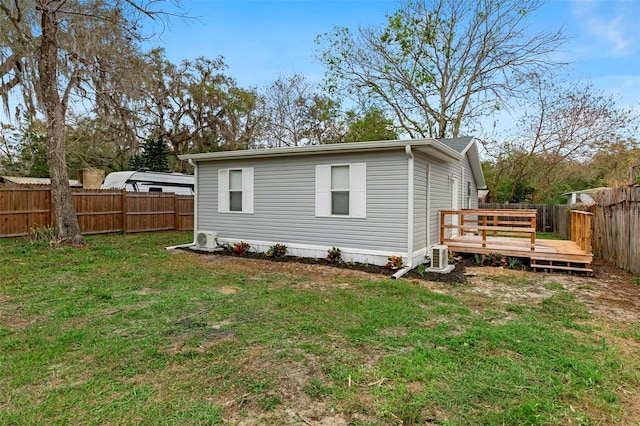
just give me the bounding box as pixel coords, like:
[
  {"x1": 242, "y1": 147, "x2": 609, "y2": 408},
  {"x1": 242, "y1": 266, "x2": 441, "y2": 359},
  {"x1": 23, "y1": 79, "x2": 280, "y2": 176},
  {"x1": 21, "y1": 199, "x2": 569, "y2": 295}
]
[{"x1": 440, "y1": 209, "x2": 594, "y2": 274}]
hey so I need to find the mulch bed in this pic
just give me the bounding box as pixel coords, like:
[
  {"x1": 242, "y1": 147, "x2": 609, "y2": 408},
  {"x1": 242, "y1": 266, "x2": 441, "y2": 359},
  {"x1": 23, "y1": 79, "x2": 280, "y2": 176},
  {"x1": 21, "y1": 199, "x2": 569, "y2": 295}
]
[{"x1": 190, "y1": 248, "x2": 469, "y2": 284}]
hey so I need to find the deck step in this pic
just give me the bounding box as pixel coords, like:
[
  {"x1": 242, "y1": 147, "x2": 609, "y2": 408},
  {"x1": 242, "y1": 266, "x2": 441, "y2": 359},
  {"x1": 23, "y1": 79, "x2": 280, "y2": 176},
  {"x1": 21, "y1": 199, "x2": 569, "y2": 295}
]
[
  {"x1": 531, "y1": 259, "x2": 593, "y2": 275},
  {"x1": 530, "y1": 252, "x2": 593, "y2": 263}
]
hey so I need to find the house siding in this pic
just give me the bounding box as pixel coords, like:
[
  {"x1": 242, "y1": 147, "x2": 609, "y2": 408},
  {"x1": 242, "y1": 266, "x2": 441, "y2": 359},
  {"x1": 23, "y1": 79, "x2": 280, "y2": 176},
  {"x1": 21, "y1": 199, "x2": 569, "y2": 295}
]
[
  {"x1": 196, "y1": 150, "x2": 409, "y2": 255},
  {"x1": 422, "y1": 155, "x2": 460, "y2": 247},
  {"x1": 420, "y1": 150, "x2": 479, "y2": 247},
  {"x1": 462, "y1": 153, "x2": 479, "y2": 209},
  {"x1": 413, "y1": 158, "x2": 427, "y2": 254}
]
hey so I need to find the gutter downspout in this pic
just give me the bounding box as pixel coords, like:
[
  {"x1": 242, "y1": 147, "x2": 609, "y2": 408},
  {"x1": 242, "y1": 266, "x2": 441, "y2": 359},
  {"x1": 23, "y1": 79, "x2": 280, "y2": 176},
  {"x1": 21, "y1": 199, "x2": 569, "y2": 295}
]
[
  {"x1": 427, "y1": 164, "x2": 432, "y2": 249},
  {"x1": 190, "y1": 158, "x2": 198, "y2": 239},
  {"x1": 393, "y1": 144, "x2": 415, "y2": 279},
  {"x1": 166, "y1": 158, "x2": 198, "y2": 251}
]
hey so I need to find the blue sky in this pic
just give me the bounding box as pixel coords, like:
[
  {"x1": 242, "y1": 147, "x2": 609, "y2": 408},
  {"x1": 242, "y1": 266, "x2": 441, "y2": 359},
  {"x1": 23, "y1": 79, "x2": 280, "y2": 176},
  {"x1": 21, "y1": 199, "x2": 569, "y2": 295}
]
[{"x1": 157, "y1": 0, "x2": 640, "y2": 117}]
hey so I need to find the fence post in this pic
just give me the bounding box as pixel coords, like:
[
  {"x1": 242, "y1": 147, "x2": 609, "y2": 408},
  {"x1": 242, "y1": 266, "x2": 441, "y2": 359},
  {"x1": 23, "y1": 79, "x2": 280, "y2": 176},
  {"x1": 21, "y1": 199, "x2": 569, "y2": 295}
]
[
  {"x1": 49, "y1": 188, "x2": 55, "y2": 230},
  {"x1": 121, "y1": 189, "x2": 127, "y2": 234}
]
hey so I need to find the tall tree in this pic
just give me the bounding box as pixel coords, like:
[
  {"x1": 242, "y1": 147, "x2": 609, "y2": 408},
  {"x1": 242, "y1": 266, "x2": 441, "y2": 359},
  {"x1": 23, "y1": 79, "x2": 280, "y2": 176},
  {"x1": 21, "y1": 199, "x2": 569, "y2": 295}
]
[
  {"x1": 486, "y1": 78, "x2": 639, "y2": 203},
  {"x1": 343, "y1": 107, "x2": 398, "y2": 142},
  {"x1": 316, "y1": 0, "x2": 565, "y2": 138},
  {"x1": 262, "y1": 74, "x2": 311, "y2": 147},
  {"x1": 262, "y1": 74, "x2": 343, "y2": 147},
  {"x1": 136, "y1": 49, "x2": 264, "y2": 172},
  {"x1": 0, "y1": 0, "x2": 179, "y2": 245},
  {"x1": 128, "y1": 135, "x2": 170, "y2": 172}
]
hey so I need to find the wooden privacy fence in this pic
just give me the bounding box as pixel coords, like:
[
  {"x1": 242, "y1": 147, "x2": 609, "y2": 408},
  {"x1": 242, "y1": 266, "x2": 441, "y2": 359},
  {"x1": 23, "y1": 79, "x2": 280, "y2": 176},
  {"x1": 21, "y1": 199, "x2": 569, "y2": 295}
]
[
  {"x1": 0, "y1": 188, "x2": 194, "y2": 238},
  {"x1": 588, "y1": 187, "x2": 640, "y2": 275}
]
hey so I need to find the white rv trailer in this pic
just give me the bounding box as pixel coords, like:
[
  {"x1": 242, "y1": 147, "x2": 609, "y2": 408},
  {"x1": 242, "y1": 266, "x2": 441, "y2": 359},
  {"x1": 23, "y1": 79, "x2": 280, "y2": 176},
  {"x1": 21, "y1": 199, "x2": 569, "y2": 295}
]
[{"x1": 101, "y1": 171, "x2": 194, "y2": 195}]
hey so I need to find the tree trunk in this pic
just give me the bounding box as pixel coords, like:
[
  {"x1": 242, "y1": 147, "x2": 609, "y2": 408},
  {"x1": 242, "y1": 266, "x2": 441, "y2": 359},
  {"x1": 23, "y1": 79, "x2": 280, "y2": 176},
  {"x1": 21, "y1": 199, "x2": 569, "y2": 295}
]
[{"x1": 39, "y1": 3, "x2": 85, "y2": 245}]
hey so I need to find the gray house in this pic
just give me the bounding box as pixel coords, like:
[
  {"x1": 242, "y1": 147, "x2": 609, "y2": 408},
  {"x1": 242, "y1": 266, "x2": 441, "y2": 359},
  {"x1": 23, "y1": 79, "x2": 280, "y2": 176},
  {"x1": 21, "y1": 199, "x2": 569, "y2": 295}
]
[{"x1": 179, "y1": 137, "x2": 486, "y2": 269}]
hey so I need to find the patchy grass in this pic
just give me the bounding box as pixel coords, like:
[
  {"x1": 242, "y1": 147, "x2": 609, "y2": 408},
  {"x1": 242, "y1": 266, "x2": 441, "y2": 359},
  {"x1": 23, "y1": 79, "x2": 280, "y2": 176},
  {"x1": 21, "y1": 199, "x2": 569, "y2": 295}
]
[
  {"x1": 1, "y1": 232, "x2": 639, "y2": 424},
  {"x1": 537, "y1": 231, "x2": 566, "y2": 240}
]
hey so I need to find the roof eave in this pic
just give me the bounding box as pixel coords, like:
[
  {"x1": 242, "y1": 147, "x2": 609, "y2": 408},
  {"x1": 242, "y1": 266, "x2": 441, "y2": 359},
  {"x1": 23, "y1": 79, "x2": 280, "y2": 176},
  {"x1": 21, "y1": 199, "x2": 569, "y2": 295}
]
[
  {"x1": 465, "y1": 138, "x2": 487, "y2": 189},
  {"x1": 179, "y1": 138, "x2": 463, "y2": 163}
]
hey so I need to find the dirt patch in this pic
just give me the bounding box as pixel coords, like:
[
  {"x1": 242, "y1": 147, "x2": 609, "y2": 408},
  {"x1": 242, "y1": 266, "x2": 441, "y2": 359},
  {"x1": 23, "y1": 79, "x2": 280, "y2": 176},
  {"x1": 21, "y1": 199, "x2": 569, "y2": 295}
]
[
  {"x1": 463, "y1": 260, "x2": 640, "y2": 322},
  {"x1": 216, "y1": 347, "x2": 380, "y2": 426},
  {"x1": 164, "y1": 317, "x2": 236, "y2": 356},
  {"x1": 0, "y1": 295, "x2": 44, "y2": 331},
  {"x1": 179, "y1": 249, "x2": 468, "y2": 285}
]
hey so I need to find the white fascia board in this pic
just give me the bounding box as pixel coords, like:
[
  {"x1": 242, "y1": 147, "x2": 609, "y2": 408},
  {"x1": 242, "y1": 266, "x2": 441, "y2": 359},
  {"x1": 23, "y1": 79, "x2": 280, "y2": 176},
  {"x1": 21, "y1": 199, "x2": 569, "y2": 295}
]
[
  {"x1": 178, "y1": 138, "x2": 464, "y2": 163},
  {"x1": 464, "y1": 138, "x2": 487, "y2": 190}
]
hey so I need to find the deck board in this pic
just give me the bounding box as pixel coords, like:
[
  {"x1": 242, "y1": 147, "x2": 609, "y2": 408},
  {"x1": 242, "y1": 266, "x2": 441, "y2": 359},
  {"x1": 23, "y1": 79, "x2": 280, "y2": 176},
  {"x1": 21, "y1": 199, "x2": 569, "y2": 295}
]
[{"x1": 443, "y1": 235, "x2": 593, "y2": 266}]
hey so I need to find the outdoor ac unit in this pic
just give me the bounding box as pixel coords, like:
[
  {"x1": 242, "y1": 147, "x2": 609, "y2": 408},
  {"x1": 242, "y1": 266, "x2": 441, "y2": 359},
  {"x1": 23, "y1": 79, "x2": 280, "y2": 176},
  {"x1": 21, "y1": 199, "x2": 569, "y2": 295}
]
[
  {"x1": 430, "y1": 245, "x2": 449, "y2": 270},
  {"x1": 195, "y1": 231, "x2": 217, "y2": 249}
]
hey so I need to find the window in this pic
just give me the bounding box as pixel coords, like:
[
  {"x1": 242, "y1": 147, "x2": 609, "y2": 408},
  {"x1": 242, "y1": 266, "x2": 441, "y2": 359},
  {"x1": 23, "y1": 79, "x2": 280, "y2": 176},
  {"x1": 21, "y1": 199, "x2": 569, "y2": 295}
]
[
  {"x1": 316, "y1": 163, "x2": 366, "y2": 218},
  {"x1": 218, "y1": 168, "x2": 254, "y2": 213},
  {"x1": 229, "y1": 170, "x2": 243, "y2": 212},
  {"x1": 331, "y1": 165, "x2": 350, "y2": 215}
]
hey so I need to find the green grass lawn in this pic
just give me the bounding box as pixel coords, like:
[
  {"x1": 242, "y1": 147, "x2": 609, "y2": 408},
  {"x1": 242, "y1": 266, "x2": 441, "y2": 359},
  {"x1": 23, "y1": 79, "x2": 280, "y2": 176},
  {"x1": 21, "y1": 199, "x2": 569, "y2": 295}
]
[{"x1": 1, "y1": 231, "x2": 638, "y2": 425}]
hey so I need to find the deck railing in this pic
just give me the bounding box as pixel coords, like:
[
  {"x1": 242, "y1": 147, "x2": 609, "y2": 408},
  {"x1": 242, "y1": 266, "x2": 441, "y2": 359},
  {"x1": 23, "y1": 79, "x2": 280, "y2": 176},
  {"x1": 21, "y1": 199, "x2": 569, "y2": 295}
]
[
  {"x1": 571, "y1": 210, "x2": 593, "y2": 254},
  {"x1": 440, "y1": 209, "x2": 537, "y2": 251}
]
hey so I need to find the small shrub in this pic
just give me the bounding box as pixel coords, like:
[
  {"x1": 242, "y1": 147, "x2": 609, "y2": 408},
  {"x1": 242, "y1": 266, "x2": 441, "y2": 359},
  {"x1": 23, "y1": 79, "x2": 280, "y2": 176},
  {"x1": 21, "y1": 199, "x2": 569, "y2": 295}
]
[
  {"x1": 384, "y1": 255, "x2": 404, "y2": 270},
  {"x1": 233, "y1": 241, "x2": 251, "y2": 255},
  {"x1": 221, "y1": 243, "x2": 233, "y2": 254},
  {"x1": 473, "y1": 253, "x2": 483, "y2": 265},
  {"x1": 27, "y1": 225, "x2": 57, "y2": 244},
  {"x1": 266, "y1": 243, "x2": 288, "y2": 258},
  {"x1": 485, "y1": 252, "x2": 504, "y2": 267},
  {"x1": 416, "y1": 263, "x2": 427, "y2": 277},
  {"x1": 506, "y1": 257, "x2": 522, "y2": 269},
  {"x1": 326, "y1": 247, "x2": 342, "y2": 264},
  {"x1": 632, "y1": 277, "x2": 640, "y2": 285}
]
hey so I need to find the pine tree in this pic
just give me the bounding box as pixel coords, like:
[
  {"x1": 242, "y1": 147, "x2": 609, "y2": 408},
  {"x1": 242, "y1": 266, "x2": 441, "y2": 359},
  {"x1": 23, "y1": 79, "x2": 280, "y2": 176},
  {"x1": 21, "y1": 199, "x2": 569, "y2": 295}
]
[{"x1": 128, "y1": 135, "x2": 170, "y2": 171}]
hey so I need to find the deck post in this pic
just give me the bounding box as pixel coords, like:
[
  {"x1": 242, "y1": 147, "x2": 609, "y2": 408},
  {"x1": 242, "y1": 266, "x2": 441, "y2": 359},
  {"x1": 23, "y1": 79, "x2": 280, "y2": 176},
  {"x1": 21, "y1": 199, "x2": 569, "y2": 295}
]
[
  {"x1": 440, "y1": 211, "x2": 445, "y2": 244},
  {"x1": 481, "y1": 214, "x2": 487, "y2": 248},
  {"x1": 530, "y1": 215, "x2": 536, "y2": 251}
]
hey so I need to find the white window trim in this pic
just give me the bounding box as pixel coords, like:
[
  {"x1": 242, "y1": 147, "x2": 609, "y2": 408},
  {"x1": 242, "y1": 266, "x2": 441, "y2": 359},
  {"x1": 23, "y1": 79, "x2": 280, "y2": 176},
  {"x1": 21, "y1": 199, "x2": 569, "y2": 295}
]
[
  {"x1": 218, "y1": 167, "x2": 254, "y2": 214},
  {"x1": 315, "y1": 163, "x2": 366, "y2": 218}
]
